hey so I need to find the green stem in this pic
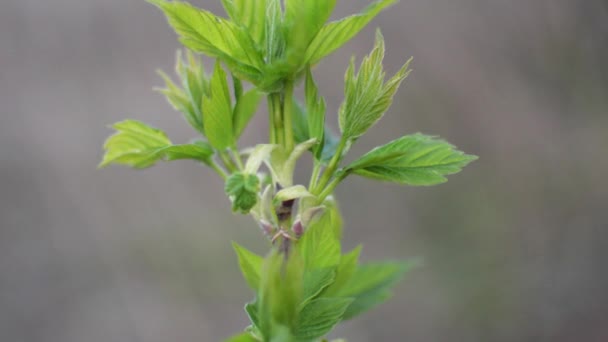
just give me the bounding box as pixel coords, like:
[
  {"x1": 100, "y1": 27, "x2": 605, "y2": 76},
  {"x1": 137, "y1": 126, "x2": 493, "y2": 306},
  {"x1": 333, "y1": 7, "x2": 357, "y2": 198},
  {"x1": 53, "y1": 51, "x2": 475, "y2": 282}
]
[
  {"x1": 283, "y1": 79, "x2": 295, "y2": 153},
  {"x1": 309, "y1": 161, "x2": 322, "y2": 189},
  {"x1": 317, "y1": 174, "x2": 343, "y2": 203},
  {"x1": 230, "y1": 147, "x2": 244, "y2": 171},
  {"x1": 267, "y1": 95, "x2": 277, "y2": 144},
  {"x1": 269, "y1": 93, "x2": 284, "y2": 146},
  {"x1": 313, "y1": 138, "x2": 348, "y2": 194},
  {"x1": 209, "y1": 159, "x2": 228, "y2": 180},
  {"x1": 219, "y1": 151, "x2": 237, "y2": 173}
]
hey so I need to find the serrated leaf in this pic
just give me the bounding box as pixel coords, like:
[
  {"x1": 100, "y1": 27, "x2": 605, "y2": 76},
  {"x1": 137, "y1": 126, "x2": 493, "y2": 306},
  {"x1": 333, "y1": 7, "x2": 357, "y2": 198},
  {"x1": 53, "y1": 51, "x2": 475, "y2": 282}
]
[
  {"x1": 347, "y1": 133, "x2": 478, "y2": 186},
  {"x1": 305, "y1": 67, "x2": 327, "y2": 160},
  {"x1": 339, "y1": 30, "x2": 412, "y2": 140},
  {"x1": 294, "y1": 298, "x2": 354, "y2": 341},
  {"x1": 284, "y1": 0, "x2": 337, "y2": 68},
  {"x1": 304, "y1": 0, "x2": 397, "y2": 65},
  {"x1": 323, "y1": 246, "x2": 361, "y2": 297},
  {"x1": 336, "y1": 261, "x2": 412, "y2": 320},
  {"x1": 225, "y1": 172, "x2": 260, "y2": 213},
  {"x1": 258, "y1": 250, "x2": 303, "y2": 338},
  {"x1": 233, "y1": 242, "x2": 264, "y2": 291},
  {"x1": 297, "y1": 211, "x2": 341, "y2": 270},
  {"x1": 100, "y1": 120, "x2": 172, "y2": 168},
  {"x1": 301, "y1": 267, "x2": 336, "y2": 308},
  {"x1": 149, "y1": 0, "x2": 263, "y2": 82},
  {"x1": 221, "y1": 0, "x2": 267, "y2": 46},
  {"x1": 203, "y1": 61, "x2": 235, "y2": 150},
  {"x1": 233, "y1": 89, "x2": 262, "y2": 140}
]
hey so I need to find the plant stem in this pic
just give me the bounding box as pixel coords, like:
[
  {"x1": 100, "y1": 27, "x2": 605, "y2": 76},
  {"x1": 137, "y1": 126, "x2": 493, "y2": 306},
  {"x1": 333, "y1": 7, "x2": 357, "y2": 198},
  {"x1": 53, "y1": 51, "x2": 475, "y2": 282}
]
[
  {"x1": 269, "y1": 93, "x2": 284, "y2": 146},
  {"x1": 313, "y1": 138, "x2": 348, "y2": 194},
  {"x1": 309, "y1": 161, "x2": 322, "y2": 189},
  {"x1": 267, "y1": 95, "x2": 277, "y2": 144},
  {"x1": 283, "y1": 79, "x2": 295, "y2": 153},
  {"x1": 209, "y1": 160, "x2": 228, "y2": 180},
  {"x1": 231, "y1": 147, "x2": 244, "y2": 171},
  {"x1": 317, "y1": 173, "x2": 345, "y2": 203},
  {"x1": 219, "y1": 151, "x2": 237, "y2": 173}
]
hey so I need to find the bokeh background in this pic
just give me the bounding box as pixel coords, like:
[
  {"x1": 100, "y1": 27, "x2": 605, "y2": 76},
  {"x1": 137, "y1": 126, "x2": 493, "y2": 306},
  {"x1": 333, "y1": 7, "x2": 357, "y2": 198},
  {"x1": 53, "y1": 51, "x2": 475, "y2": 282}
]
[{"x1": 2, "y1": 0, "x2": 607, "y2": 341}]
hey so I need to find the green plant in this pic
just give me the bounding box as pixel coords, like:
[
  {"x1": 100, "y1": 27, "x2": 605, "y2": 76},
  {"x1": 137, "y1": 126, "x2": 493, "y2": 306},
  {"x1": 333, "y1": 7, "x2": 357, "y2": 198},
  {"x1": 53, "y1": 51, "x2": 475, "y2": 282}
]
[{"x1": 99, "y1": 1, "x2": 477, "y2": 340}]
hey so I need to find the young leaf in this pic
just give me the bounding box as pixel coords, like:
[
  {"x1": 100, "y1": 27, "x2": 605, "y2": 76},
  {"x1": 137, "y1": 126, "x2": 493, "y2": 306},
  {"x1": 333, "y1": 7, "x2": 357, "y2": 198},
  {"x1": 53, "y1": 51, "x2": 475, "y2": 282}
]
[
  {"x1": 225, "y1": 172, "x2": 260, "y2": 213},
  {"x1": 100, "y1": 120, "x2": 171, "y2": 168},
  {"x1": 291, "y1": 101, "x2": 339, "y2": 163},
  {"x1": 274, "y1": 185, "x2": 313, "y2": 203},
  {"x1": 267, "y1": 139, "x2": 317, "y2": 187},
  {"x1": 294, "y1": 297, "x2": 354, "y2": 341},
  {"x1": 304, "y1": 0, "x2": 397, "y2": 65},
  {"x1": 323, "y1": 246, "x2": 362, "y2": 296},
  {"x1": 160, "y1": 141, "x2": 214, "y2": 164},
  {"x1": 339, "y1": 31, "x2": 412, "y2": 141},
  {"x1": 203, "y1": 61, "x2": 235, "y2": 150},
  {"x1": 232, "y1": 242, "x2": 264, "y2": 291},
  {"x1": 336, "y1": 261, "x2": 413, "y2": 320},
  {"x1": 301, "y1": 267, "x2": 336, "y2": 307},
  {"x1": 297, "y1": 211, "x2": 341, "y2": 270},
  {"x1": 284, "y1": 0, "x2": 337, "y2": 68},
  {"x1": 233, "y1": 89, "x2": 262, "y2": 140},
  {"x1": 258, "y1": 250, "x2": 303, "y2": 338},
  {"x1": 346, "y1": 133, "x2": 478, "y2": 186},
  {"x1": 305, "y1": 68, "x2": 327, "y2": 160},
  {"x1": 221, "y1": 0, "x2": 267, "y2": 46},
  {"x1": 149, "y1": 0, "x2": 263, "y2": 82}
]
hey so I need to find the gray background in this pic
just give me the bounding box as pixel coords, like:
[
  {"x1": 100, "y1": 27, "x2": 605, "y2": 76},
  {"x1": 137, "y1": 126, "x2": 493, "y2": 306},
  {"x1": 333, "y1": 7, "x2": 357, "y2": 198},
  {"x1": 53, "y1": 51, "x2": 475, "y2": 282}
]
[{"x1": 1, "y1": 0, "x2": 607, "y2": 341}]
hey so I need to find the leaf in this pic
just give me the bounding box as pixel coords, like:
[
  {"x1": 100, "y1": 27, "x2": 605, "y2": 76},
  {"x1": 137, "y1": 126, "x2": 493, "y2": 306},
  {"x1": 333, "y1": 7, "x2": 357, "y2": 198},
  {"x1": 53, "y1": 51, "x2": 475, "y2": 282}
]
[
  {"x1": 225, "y1": 172, "x2": 260, "y2": 213},
  {"x1": 301, "y1": 267, "x2": 336, "y2": 307},
  {"x1": 294, "y1": 298, "x2": 354, "y2": 341},
  {"x1": 305, "y1": 67, "x2": 327, "y2": 160},
  {"x1": 224, "y1": 332, "x2": 258, "y2": 342},
  {"x1": 275, "y1": 185, "x2": 313, "y2": 202},
  {"x1": 268, "y1": 139, "x2": 318, "y2": 187},
  {"x1": 346, "y1": 133, "x2": 478, "y2": 185},
  {"x1": 297, "y1": 211, "x2": 341, "y2": 270},
  {"x1": 245, "y1": 144, "x2": 277, "y2": 174},
  {"x1": 304, "y1": 0, "x2": 397, "y2": 65},
  {"x1": 149, "y1": 0, "x2": 263, "y2": 82},
  {"x1": 203, "y1": 61, "x2": 235, "y2": 150},
  {"x1": 160, "y1": 141, "x2": 214, "y2": 164},
  {"x1": 221, "y1": 0, "x2": 267, "y2": 46},
  {"x1": 232, "y1": 242, "x2": 264, "y2": 291},
  {"x1": 100, "y1": 120, "x2": 171, "y2": 168},
  {"x1": 292, "y1": 101, "x2": 340, "y2": 163},
  {"x1": 336, "y1": 261, "x2": 412, "y2": 320},
  {"x1": 323, "y1": 246, "x2": 361, "y2": 296},
  {"x1": 284, "y1": 0, "x2": 337, "y2": 68},
  {"x1": 339, "y1": 30, "x2": 412, "y2": 140},
  {"x1": 258, "y1": 250, "x2": 304, "y2": 338},
  {"x1": 233, "y1": 89, "x2": 262, "y2": 140}
]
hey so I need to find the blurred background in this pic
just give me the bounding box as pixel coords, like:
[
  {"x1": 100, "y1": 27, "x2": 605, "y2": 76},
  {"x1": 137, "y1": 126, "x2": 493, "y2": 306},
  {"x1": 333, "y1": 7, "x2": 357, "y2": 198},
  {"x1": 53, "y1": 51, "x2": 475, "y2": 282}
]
[{"x1": 2, "y1": 0, "x2": 607, "y2": 341}]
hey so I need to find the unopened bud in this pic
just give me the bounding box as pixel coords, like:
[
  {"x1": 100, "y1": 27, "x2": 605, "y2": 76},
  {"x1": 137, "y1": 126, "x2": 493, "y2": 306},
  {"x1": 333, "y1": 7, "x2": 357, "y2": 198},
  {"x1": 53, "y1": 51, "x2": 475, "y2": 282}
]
[{"x1": 292, "y1": 220, "x2": 303, "y2": 238}]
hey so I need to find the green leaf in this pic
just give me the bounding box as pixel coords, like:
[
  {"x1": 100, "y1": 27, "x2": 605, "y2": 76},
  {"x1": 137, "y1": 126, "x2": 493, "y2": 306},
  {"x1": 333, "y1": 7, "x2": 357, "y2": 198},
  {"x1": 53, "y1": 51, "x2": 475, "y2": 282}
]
[
  {"x1": 149, "y1": 0, "x2": 263, "y2": 82},
  {"x1": 232, "y1": 242, "x2": 264, "y2": 291},
  {"x1": 304, "y1": 0, "x2": 397, "y2": 65},
  {"x1": 346, "y1": 133, "x2": 478, "y2": 185},
  {"x1": 100, "y1": 120, "x2": 171, "y2": 168},
  {"x1": 336, "y1": 261, "x2": 412, "y2": 320},
  {"x1": 258, "y1": 250, "x2": 303, "y2": 339},
  {"x1": 323, "y1": 246, "x2": 361, "y2": 296},
  {"x1": 203, "y1": 61, "x2": 235, "y2": 150},
  {"x1": 297, "y1": 211, "x2": 341, "y2": 270},
  {"x1": 225, "y1": 172, "x2": 260, "y2": 213},
  {"x1": 305, "y1": 67, "x2": 327, "y2": 160},
  {"x1": 292, "y1": 101, "x2": 340, "y2": 163},
  {"x1": 301, "y1": 267, "x2": 336, "y2": 307},
  {"x1": 160, "y1": 141, "x2": 214, "y2": 164},
  {"x1": 224, "y1": 332, "x2": 258, "y2": 342},
  {"x1": 294, "y1": 298, "x2": 354, "y2": 341},
  {"x1": 275, "y1": 185, "x2": 313, "y2": 203},
  {"x1": 221, "y1": 0, "x2": 267, "y2": 46},
  {"x1": 268, "y1": 139, "x2": 318, "y2": 187},
  {"x1": 339, "y1": 30, "x2": 412, "y2": 140},
  {"x1": 233, "y1": 89, "x2": 262, "y2": 140},
  {"x1": 284, "y1": 0, "x2": 337, "y2": 68},
  {"x1": 245, "y1": 144, "x2": 277, "y2": 174}
]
